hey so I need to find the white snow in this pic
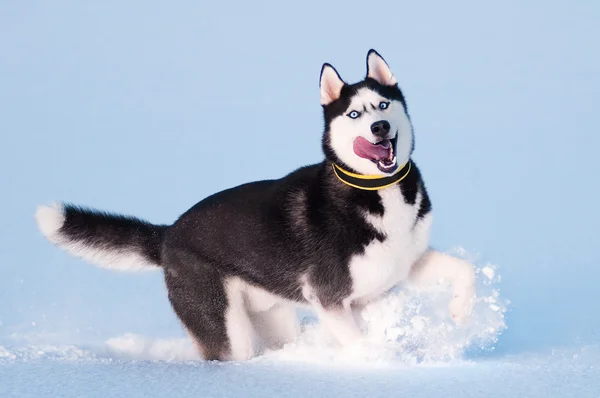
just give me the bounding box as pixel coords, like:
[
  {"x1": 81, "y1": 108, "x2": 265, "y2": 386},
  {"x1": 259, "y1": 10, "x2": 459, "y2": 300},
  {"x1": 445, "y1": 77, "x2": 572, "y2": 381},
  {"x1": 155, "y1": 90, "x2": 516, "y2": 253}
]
[
  {"x1": 104, "y1": 334, "x2": 201, "y2": 361},
  {"x1": 482, "y1": 266, "x2": 496, "y2": 281},
  {"x1": 4, "y1": 245, "x2": 597, "y2": 397},
  {"x1": 12, "y1": 243, "x2": 574, "y2": 398},
  {"x1": 1, "y1": 344, "x2": 599, "y2": 398}
]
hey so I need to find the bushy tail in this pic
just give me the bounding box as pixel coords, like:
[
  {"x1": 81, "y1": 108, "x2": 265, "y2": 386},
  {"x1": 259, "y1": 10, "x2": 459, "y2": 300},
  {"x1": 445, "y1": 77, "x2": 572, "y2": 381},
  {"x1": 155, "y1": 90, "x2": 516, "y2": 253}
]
[{"x1": 35, "y1": 203, "x2": 169, "y2": 271}]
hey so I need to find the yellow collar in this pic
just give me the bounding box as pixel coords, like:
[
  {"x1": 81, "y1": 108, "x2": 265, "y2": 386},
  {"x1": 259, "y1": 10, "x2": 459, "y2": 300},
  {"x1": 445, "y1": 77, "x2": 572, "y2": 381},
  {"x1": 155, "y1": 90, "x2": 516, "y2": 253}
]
[{"x1": 332, "y1": 161, "x2": 412, "y2": 191}]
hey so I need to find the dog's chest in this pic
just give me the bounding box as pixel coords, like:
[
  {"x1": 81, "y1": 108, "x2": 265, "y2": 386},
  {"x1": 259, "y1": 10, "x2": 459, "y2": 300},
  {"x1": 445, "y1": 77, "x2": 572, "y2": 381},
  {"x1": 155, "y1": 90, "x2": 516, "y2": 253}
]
[{"x1": 348, "y1": 187, "x2": 432, "y2": 302}]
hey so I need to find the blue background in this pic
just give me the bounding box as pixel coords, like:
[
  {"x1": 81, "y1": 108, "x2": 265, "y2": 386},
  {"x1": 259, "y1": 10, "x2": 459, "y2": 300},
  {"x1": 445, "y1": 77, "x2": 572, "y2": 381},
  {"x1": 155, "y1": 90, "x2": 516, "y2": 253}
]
[{"x1": 1, "y1": 0, "x2": 598, "y2": 356}]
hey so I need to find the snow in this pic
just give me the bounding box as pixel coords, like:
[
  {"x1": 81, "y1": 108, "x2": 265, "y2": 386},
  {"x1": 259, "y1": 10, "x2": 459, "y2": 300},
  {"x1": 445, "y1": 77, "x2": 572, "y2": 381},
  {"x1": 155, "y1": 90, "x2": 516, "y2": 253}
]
[
  {"x1": 1, "y1": 345, "x2": 599, "y2": 398},
  {"x1": 2, "y1": 0, "x2": 600, "y2": 396},
  {"x1": 0, "y1": 253, "x2": 522, "y2": 397},
  {"x1": 481, "y1": 266, "x2": 495, "y2": 281},
  {"x1": 3, "y1": 258, "x2": 598, "y2": 397}
]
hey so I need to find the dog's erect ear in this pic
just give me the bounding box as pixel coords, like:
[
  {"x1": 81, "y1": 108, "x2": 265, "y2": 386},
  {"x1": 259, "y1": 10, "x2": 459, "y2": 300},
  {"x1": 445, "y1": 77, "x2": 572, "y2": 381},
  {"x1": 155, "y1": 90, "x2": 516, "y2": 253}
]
[
  {"x1": 366, "y1": 49, "x2": 397, "y2": 86},
  {"x1": 320, "y1": 63, "x2": 345, "y2": 106}
]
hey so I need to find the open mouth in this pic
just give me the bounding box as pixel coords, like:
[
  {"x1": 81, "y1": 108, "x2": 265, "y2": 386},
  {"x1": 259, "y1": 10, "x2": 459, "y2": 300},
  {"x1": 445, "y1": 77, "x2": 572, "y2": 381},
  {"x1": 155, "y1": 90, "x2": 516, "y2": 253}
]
[{"x1": 353, "y1": 134, "x2": 399, "y2": 173}]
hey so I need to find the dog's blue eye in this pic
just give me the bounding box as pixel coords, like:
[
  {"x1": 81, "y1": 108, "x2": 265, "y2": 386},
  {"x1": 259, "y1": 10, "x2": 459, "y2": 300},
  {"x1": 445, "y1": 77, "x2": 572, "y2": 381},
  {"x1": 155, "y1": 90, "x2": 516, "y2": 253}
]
[
  {"x1": 348, "y1": 111, "x2": 360, "y2": 119},
  {"x1": 379, "y1": 101, "x2": 390, "y2": 110}
]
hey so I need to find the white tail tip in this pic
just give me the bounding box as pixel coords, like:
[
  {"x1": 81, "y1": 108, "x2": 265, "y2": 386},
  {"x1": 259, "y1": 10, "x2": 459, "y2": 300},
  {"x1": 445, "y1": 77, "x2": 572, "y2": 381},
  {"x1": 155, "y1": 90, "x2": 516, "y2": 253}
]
[{"x1": 35, "y1": 203, "x2": 65, "y2": 242}]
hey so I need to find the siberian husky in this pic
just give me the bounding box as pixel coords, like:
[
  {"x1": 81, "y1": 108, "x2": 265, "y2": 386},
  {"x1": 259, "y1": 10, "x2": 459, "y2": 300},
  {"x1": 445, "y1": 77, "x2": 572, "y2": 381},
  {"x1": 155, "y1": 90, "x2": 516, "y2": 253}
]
[{"x1": 36, "y1": 50, "x2": 476, "y2": 361}]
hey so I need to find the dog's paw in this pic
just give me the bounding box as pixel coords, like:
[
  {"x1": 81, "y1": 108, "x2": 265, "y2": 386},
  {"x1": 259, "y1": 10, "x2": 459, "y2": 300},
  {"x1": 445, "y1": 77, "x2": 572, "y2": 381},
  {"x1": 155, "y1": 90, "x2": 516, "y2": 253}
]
[{"x1": 449, "y1": 285, "x2": 476, "y2": 324}]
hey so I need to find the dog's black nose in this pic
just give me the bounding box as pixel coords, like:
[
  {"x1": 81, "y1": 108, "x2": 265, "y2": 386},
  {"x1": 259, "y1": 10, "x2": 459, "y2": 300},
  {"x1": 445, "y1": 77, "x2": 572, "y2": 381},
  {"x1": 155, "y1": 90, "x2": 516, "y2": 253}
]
[{"x1": 370, "y1": 120, "x2": 391, "y2": 137}]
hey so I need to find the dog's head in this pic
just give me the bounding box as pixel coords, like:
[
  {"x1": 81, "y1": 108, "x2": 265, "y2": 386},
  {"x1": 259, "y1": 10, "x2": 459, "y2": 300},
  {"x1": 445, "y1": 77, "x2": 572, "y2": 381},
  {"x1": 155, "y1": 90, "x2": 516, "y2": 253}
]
[{"x1": 320, "y1": 50, "x2": 413, "y2": 175}]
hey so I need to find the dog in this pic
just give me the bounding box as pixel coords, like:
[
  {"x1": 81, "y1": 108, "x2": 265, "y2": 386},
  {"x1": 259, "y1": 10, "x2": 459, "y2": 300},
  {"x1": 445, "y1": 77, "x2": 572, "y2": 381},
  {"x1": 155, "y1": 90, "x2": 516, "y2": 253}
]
[{"x1": 35, "y1": 50, "x2": 476, "y2": 361}]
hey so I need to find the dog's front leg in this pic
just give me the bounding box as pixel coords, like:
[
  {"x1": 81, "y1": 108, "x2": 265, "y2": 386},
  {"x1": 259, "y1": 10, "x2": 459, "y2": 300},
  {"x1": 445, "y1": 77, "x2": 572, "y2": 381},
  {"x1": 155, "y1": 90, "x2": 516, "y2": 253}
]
[
  {"x1": 302, "y1": 285, "x2": 362, "y2": 345},
  {"x1": 408, "y1": 250, "x2": 476, "y2": 324},
  {"x1": 317, "y1": 304, "x2": 363, "y2": 345}
]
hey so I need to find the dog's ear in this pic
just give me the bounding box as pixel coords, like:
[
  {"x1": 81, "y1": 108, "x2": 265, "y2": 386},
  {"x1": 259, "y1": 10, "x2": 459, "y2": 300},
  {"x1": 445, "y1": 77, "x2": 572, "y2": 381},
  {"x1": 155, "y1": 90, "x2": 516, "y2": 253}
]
[
  {"x1": 320, "y1": 63, "x2": 345, "y2": 106},
  {"x1": 366, "y1": 49, "x2": 397, "y2": 86}
]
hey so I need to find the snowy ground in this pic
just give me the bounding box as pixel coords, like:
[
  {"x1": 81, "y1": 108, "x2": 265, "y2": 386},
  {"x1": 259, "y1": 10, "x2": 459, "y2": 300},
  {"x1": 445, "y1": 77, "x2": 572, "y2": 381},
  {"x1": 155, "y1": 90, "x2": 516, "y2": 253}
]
[
  {"x1": 2, "y1": 347, "x2": 599, "y2": 398},
  {"x1": 3, "y1": 258, "x2": 598, "y2": 397}
]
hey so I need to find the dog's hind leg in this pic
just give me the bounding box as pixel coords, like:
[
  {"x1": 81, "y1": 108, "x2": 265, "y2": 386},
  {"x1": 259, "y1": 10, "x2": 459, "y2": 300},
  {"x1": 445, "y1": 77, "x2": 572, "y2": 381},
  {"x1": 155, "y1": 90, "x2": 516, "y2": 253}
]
[
  {"x1": 165, "y1": 264, "x2": 231, "y2": 360},
  {"x1": 164, "y1": 261, "x2": 257, "y2": 361},
  {"x1": 222, "y1": 277, "x2": 258, "y2": 360},
  {"x1": 408, "y1": 250, "x2": 477, "y2": 324},
  {"x1": 251, "y1": 304, "x2": 300, "y2": 350}
]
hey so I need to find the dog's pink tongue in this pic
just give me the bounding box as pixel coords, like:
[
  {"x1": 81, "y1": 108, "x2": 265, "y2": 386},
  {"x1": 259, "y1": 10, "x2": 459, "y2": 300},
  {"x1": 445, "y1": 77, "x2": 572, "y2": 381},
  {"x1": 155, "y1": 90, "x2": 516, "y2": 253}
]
[{"x1": 353, "y1": 136, "x2": 390, "y2": 161}]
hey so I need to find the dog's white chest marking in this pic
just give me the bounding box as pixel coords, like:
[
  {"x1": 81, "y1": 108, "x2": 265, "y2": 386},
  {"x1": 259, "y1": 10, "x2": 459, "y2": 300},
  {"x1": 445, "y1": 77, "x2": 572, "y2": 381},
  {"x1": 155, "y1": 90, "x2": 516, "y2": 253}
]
[{"x1": 348, "y1": 187, "x2": 432, "y2": 302}]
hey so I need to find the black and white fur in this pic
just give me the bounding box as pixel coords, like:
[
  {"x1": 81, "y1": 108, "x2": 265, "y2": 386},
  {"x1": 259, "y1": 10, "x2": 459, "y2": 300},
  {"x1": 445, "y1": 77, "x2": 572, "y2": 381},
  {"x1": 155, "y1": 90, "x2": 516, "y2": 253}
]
[{"x1": 36, "y1": 50, "x2": 476, "y2": 361}]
